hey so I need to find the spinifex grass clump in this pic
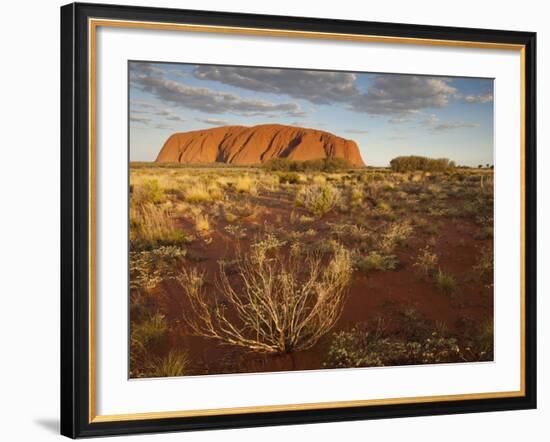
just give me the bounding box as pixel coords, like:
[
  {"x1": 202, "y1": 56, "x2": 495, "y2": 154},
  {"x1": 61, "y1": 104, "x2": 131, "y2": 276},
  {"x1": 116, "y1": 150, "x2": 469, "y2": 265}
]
[
  {"x1": 235, "y1": 175, "x2": 257, "y2": 194},
  {"x1": 434, "y1": 269, "x2": 457, "y2": 295},
  {"x1": 146, "y1": 350, "x2": 189, "y2": 378},
  {"x1": 354, "y1": 251, "x2": 399, "y2": 273},
  {"x1": 130, "y1": 203, "x2": 187, "y2": 250},
  {"x1": 132, "y1": 178, "x2": 166, "y2": 205},
  {"x1": 130, "y1": 313, "x2": 169, "y2": 376}
]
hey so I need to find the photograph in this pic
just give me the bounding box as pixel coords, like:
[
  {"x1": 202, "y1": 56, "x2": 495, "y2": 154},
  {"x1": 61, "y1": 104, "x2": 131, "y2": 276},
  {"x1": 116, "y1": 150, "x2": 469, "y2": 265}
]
[
  {"x1": 56, "y1": 2, "x2": 537, "y2": 437},
  {"x1": 128, "y1": 61, "x2": 495, "y2": 379}
]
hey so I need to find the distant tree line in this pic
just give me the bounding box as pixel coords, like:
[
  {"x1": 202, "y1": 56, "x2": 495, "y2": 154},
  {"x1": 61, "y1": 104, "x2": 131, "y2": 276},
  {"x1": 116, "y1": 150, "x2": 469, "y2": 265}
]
[
  {"x1": 389, "y1": 156, "x2": 456, "y2": 173},
  {"x1": 263, "y1": 157, "x2": 355, "y2": 172}
]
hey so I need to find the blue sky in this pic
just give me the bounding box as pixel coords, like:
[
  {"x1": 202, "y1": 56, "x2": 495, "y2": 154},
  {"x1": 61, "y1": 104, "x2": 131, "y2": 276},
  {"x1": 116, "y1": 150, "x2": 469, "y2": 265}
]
[{"x1": 129, "y1": 61, "x2": 493, "y2": 167}]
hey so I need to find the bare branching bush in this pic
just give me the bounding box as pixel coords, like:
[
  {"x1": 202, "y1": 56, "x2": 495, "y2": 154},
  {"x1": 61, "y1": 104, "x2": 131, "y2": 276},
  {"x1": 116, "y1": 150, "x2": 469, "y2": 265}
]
[
  {"x1": 296, "y1": 183, "x2": 343, "y2": 217},
  {"x1": 177, "y1": 235, "x2": 353, "y2": 354}
]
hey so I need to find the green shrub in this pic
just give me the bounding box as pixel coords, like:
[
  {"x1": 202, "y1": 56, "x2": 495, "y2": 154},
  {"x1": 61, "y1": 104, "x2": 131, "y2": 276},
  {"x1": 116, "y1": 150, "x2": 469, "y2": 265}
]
[
  {"x1": 354, "y1": 251, "x2": 398, "y2": 273},
  {"x1": 389, "y1": 156, "x2": 456, "y2": 173},
  {"x1": 324, "y1": 326, "x2": 463, "y2": 368},
  {"x1": 264, "y1": 157, "x2": 355, "y2": 172}
]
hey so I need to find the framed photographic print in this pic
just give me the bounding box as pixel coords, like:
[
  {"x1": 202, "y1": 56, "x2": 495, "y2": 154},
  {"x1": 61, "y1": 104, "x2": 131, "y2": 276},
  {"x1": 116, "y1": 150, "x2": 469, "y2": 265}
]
[{"x1": 60, "y1": 2, "x2": 537, "y2": 438}]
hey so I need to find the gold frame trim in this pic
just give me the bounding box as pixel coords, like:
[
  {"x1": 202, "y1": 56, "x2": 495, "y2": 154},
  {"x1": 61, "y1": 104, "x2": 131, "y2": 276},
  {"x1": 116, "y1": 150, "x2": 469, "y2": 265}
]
[{"x1": 88, "y1": 18, "x2": 527, "y2": 424}]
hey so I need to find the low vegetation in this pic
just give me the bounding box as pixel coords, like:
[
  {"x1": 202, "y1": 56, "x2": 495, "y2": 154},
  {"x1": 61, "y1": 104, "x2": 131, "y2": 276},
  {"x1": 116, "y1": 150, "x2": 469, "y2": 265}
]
[
  {"x1": 177, "y1": 236, "x2": 353, "y2": 354},
  {"x1": 413, "y1": 246, "x2": 439, "y2": 277},
  {"x1": 296, "y1": 183, "x2": 343, "y2": 217},
  {"x1": 324, "y1": 311, "x2": 493, "y2": 369},
  {"x1": 389, "y1": 155, "x2": 456, "y2": 173},
  {"x1": 129, "y1": 161, "x2": 494, "y2": 377},
  {"x1": 130, "y1": 203, "x2": 187, "y2": 250},
  {"x1": 354, "y1": 251, "x2": 399, "y2": 273},
  {"x1": 264, "y1": 157, "x2": 355, "y2": 172},
  {"x1": 434, "y1": 269, "x2": 457, "y2": 295}
]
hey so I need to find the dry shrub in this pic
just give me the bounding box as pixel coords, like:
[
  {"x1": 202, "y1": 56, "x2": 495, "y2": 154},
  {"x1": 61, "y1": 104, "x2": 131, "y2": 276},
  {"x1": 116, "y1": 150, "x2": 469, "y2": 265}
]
[
  {"x1": 350, "y1": 187, "x2": 363, "y2": 207},
  {"x1": 130, "y1": 203, "x2": 186, "y2": 250},
  {"x1": 413, "y1": 245, "x2": 439, "y2": 277},
  {"x1": 377, "y1": 220, "x2": 413, "y2": 253},
  {"x1": 130, "y1": 246, "x2": 187, "y2": 291},
  {"x1": 296, "y1": 183, "x2": 342, "y2": 217},
  {"x1": 177, "y1": 235, "x2": 353, "y2": 353}
]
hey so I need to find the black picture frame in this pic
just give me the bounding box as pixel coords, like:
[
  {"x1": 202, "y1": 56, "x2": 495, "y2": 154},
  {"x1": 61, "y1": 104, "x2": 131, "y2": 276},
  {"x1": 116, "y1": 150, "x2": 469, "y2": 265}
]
[{"x1": 61, "y1": 2, "x2": 537, "y2": 438}]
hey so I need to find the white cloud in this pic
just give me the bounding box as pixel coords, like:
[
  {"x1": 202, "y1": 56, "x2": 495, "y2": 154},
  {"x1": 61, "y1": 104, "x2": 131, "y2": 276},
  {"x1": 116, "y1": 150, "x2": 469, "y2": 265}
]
[
  {"x1": 131, "y1": 66, "x2": 305, "y2": 117},
  {"x1": 129, "y1": 115, "x2": 151, "y2": 124},
  {"x1": 463, "y1": 93, "x2": 493, "y2": 103},
  {"x1": 432, "y1": 121, "x2": 480, "y2": 132},
  {"x1": 344, "y1": 129, "x2": 369, "y2": 134},
  {"x1": 419, "y1": 113, "x2": 479, "y2": 132},
  {"x1": 352, "y1": 75, "x2": 457, "y2": 116},
  {"x1": 193, "y1": 66, "x2": 358, "y2": 105},
  {"x1": 421, "y1": 114, "x2": 440, "y2": 126},
  {"x1": 197, "y1": 118, "x2": 232, "y2": 126}
]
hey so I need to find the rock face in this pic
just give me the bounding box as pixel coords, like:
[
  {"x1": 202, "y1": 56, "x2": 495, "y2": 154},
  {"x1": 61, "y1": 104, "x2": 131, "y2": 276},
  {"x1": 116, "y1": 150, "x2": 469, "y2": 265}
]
[{"x1": 155, "y1": 124, "x2": 365, "y2": 166}]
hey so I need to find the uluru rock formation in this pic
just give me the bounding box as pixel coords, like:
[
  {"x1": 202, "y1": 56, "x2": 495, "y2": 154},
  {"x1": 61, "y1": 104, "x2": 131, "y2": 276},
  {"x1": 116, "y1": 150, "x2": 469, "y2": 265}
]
[{"x1": 155, "y1": 124, "x2": 365, "y2": 166}]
